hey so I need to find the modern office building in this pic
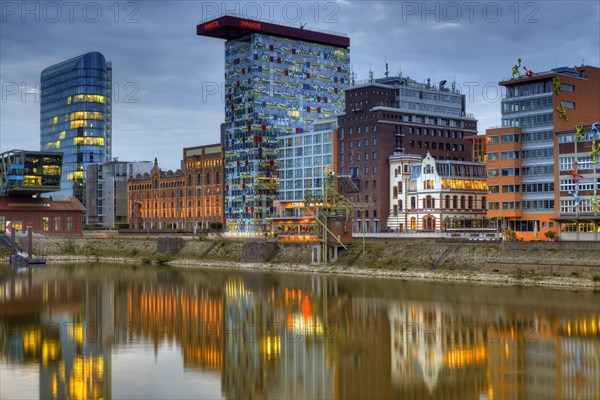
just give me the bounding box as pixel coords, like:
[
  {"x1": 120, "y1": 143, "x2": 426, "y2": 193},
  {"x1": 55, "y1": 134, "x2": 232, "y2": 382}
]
[
  {"x1": 387, "y1": 152, "x2": 488, "y2": 233},
  {"x1": 0, "y1": 150, "x2": 84, "y2": 236},
  {"x1": 555, "y1": 124, "x2": 600, "y2": 240},
  {"x1": 85, "y1": 160, "x2": 153, "y2": 228},
  {"x1": 0, "y1": 149, "x2": 62, "y2": 196},
  {"x1": 268, "y1": 118, "x2": 339, "y2": 239},
  {"x1": 337, "y1": 75, "x2": 478, "y2": 232},
  {"x1": 40, "y1": 51, "x2": 112, "y2": 205},
  {"x1": 198, "y1": 15, "x2": 350, "y2": 235},
  {"x1": 485, "y1": 65, "x2": 599, "y2": 240}
]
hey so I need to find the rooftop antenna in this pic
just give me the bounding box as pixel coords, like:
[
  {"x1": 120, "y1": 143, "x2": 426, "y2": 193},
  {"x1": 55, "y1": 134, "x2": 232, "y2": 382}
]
[
  {"x1": 299, "y1": 22, "x2": 306, "y2": 29},
  {"x1": 369, "y1": 63, "x2": 373, "y2": 83},
  {"x1": 398, "y1": 64, "x2": 402, "y2": 79},
  {"x1": 385, "y1": 56, "x2": 389, "y2": 78}
]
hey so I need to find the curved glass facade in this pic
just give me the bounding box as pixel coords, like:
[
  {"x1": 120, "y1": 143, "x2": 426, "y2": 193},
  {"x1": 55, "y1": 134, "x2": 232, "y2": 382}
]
[{"x1": 40, "y1": 52, "x2": 112, "y2": 204}]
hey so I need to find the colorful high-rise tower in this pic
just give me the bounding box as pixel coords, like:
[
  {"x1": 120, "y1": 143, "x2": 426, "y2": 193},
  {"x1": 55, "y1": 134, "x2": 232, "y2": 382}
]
[
  {"x1": 198, "y1": 15, "x2": 350, "y2": 235},
  {"x1": 40, "y1": 51, "x2": 112, "y2": 205}
]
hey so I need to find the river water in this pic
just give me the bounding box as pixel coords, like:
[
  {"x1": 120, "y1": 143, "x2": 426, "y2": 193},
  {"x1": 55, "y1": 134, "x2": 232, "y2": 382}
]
[{"x1": 0, "y1": 263, "x2": 599, "y2": 400}]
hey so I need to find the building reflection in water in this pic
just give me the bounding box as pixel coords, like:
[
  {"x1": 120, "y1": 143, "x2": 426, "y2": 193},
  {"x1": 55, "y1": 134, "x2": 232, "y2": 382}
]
[
  {"x1": 0, "y1": 273, "x2": 112, "y2": 400},
  {"x1": 0, "y1": 266, "x2": 599, "y2": 400}
]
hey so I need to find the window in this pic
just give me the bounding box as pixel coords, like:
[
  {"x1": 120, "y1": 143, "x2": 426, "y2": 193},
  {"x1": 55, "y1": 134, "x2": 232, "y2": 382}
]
[
  {"x1": 561, "y1": 101, "x2": 575, "y2": 109},
  {"x1": 502, "y1": 168, "x2": 519, "y2": 176},
  {"x1": 501, "y1": 134, "x2": 519, "y2": 143},
  {"x1": 42, "y1": 217, "x2": 49, "y2": 232},
  {"x1": 54, "y1": 217, "x2": 61, "y2": 232},
  {"x1": 67, "y1": 217, "x2": 73, "y2": 232},
  {"x1": 502, "y1": 201, "x2": 521, "y2": 210},
  {"x1": 561, "y1": 83, "x2": 574, "y2": 92},
  {"x1": 559, "y1": 156, "x2": 574, "y2": 171},
  {"x1": 501, "y1": 151, "x2": 519, "y2": 160},
  {"x1": 488, "y1": 202, "x2": 500, "y2": 210},
  {"x1": 502, "y1": 185, "x2": 520, "y2": 193},
  {"x1": 487, "y1": 152, "x2": 499, "y2": 161}
]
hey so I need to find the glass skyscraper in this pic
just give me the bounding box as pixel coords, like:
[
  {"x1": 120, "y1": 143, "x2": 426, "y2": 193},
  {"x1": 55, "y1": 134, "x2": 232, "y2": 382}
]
[
  {"x1": 198, "y1": 16, "x2": 349, "y2": 235},
  {"x1": 40, "y1": 51, "x2": 112, "y2": 204}
]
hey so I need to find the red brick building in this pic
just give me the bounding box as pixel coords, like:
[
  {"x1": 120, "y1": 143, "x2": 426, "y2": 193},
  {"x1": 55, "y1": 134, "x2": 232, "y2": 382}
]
[
  {"x1": 128, "y1": 144, "x2": 224, "y2": 231},
  {"x1": 337, "y1": 76, "x2": 478, "y2": 232},
  {"x1": 0, "y1": 196, "x2": 85, "y2": 236}
]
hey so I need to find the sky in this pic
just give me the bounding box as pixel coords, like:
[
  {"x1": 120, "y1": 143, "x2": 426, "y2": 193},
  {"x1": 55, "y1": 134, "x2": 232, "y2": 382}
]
[{"x1": 1, "y1": 0, "x2": 599, "y2": 170}]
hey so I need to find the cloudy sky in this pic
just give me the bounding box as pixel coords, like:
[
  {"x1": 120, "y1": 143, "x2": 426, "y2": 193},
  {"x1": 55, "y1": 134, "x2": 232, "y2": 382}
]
[{"x1": 1, "y1": 0, "x2": 599, "y2": 170}]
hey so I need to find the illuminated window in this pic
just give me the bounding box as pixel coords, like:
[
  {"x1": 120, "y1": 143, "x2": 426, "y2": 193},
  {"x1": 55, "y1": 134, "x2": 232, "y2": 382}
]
[
  {"x1": 70, "y1": 120, "x2": 88, "y2": 129},
  {"x1": 42, "y1": 165, "x2": 61, "y2": 176},
  {"x1": 54, "y1": 217, "x2": 61, "y2": 232},
  {"x1": 70, "y1": 111, "x2": 104, "y2": 121},
  {"x1": 23, "y1": 176, "x2": 42, "y2": 186},
  {"x1": 73, "y1": 137, "x2": 105, "y2": 146},
  {"x1": 52, "y1": 116, "x2": 58, "y2": 124},
  {"x1": 43, "y1": 217, "x2": 49, "y2": 232},
  {"x1": 59, "y1": 131, "x2": 66, "y2": 139},
  {"x1": 67, "y1": 171, "x2": 84, "y2": 181}
]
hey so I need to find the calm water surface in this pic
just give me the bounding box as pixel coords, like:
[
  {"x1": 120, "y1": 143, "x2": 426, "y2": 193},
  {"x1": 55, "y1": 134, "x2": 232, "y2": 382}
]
[{"x1": 0, "y1": 264, "x2": 599, "y2": 400}]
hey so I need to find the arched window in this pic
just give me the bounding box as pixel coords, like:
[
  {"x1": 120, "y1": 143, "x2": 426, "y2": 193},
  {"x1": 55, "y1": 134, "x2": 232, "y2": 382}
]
[
  {"x1": 393, "y1": 187, "x2": 398, "y2": 199},
  {"x1": 216, "y1": 172, "x2": 220, "y2": 184},
  {"x1": 460, "y1": 196, "x2": 466, "y2": 209},
  {"x1": 205, "y1": 172, "x2": 211, "y2": 185},
  {"x1": 411, "y1": 197, "x2": 416, "y2": 209},
  {"x1": 197, "y1": 173, "x2": 202, "y2": 186},
  {"x1": 445, "y1": 195, "x2": 451, "y2": 209},
  {"x1": 481, "y1": 196, "x2": 487, "y2": 210},
  {"x1": 398, "y1": 182, "x2": 403, "y2": 193},
  {"x1": 468, "y1": 196, "x2": 474, "y2": 209},
  {"x1": 453, "y1": 195, "x2": 458, "y2": 209},
  {"x1": 398, "y1": 200, "x2": 403, "y2": 211},
  {"x1": 410, "y1": 217, "x2": 416, "y2": 230}
]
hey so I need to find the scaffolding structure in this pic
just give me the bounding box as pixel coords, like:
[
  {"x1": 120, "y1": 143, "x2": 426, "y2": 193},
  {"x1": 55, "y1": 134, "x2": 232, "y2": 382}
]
[{"x1": 304, "y1": 173, "x2": 365, "y2": 263}]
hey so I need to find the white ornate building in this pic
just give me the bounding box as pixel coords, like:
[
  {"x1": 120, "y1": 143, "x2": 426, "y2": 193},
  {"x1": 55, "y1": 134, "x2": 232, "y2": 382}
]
[{"x1": 388, "y1": 152, "x2": 488, "y2": 231}]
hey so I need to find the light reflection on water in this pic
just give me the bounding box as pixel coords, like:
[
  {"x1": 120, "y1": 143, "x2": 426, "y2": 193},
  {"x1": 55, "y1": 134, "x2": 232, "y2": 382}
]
[{"x1": 0, "y1": 264, "x2": 599, "y2": 400}]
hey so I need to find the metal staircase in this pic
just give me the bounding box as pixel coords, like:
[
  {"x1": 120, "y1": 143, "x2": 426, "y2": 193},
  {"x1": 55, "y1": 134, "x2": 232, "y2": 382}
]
[{"x1": 0, "y1": 232, "x2": 45, "y2": 268}]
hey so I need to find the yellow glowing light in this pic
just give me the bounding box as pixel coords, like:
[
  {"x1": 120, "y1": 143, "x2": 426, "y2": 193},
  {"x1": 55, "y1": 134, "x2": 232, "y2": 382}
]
[
  {"x1": 52, "y1": 116, "x2": 58, "y2": 124},
  {"x1": 70, "y1": 120, "x2": 87, "y2": 129},
  {"x1": 23, "y1": 175, "x2": 42, "y2": 186},
  {"x1": 72, "y1": 94, "x2": 105, "y2": 104},
  {"x1": 43, "y1": 165, "x2": 61, "y2": 175},
  {"x1": 69, "y1": 111, "x2": 104, "y2": 121},
  {"x1": 73, "y1": 137, "x2": 104, "y2": 146},
  {"x1": 46, "y1": 140, "x2": 61, "y2": 149},
  {"x1": 67, "y1": 171, "x2": 84, "y2": 180}
]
